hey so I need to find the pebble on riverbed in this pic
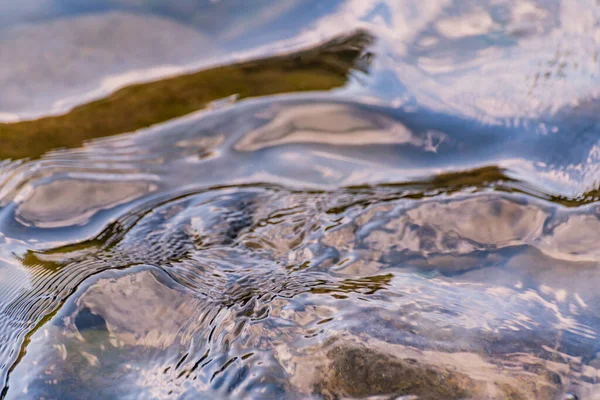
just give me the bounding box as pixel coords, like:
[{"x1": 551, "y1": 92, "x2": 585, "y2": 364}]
[{"x1": 310, "y1": 338, "x2": 563, "y2": 399}]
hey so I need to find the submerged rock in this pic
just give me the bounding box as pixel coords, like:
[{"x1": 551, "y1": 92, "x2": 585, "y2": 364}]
[
  {"x1": 311, "y1": 337, "x2": 564, "y2": 399},
  {"x1": 318, "y1": 343, "x2": 474, "y2": 399}
]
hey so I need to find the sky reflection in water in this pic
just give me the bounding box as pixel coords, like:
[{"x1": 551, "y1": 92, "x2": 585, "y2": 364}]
[{"x1": 0, "y1": 1, "x2": 600, "y2": 399}]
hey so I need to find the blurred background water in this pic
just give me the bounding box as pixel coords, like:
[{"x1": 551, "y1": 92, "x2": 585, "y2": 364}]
[{"x1": 0, "y1": 1, "x2": 600, "y2": 399}]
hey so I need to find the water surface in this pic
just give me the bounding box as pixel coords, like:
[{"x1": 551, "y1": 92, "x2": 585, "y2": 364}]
[{"x1": 1, "y1": 1, "x2": 600, "y2": 399}]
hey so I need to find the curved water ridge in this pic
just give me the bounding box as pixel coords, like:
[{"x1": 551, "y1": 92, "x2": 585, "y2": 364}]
[{"x1": 0, "y1": 92, "x2": 599, "y2": 398}]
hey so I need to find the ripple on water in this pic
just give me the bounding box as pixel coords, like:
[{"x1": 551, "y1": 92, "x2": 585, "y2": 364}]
[
  {"x1": 1, "y1": 181, "x2": 600, "y2": 398},
  {"x1": 1, "y1": 1, "x2": 600, "y2": 397},
  {"x1": 1, "y1": 92, "x2": 600, "y2": 397}
]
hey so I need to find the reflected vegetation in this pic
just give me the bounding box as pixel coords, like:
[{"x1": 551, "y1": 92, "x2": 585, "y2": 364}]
[
  {"x1": 0, "y1": 30, "x2": 372, "y2": 160},
  {"x1": 0, "y1": 1, "x2": 600, "y2": 399}
]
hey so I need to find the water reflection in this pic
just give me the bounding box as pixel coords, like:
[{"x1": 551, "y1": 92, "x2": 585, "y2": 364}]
[
  {"x1": 15, "y1": 179, "x2": 156, "y2": 228},
  {"x1": 0, "y1": 30, "x2": 372, "y2": 160},
  {"x1": 4, "y1": 186, "x2": 600, "y2": 398},
  {"x1": 0, "y1": 0, "x2": 600, "y2": 399},
  {"x1": 0, "y1": 0, "x2": 340, "y2": 121},
  {"x1": 234, "y1": 103, "x2": 426, "y2": 151}
]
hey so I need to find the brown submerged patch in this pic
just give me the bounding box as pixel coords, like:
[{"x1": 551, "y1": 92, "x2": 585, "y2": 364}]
[
  {"x1": 0, "y1": 30, "x2": 372, "y2": 161},
  {"x1": 317, "y1": 344, "x2": 474, "y2": 399},
  {"x1": 311, "y1": 338, "x2": 563, "y2": 399}
]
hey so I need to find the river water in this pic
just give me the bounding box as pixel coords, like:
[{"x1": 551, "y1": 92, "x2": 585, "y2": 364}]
[{"x1": 1, "y1": 1, "x2": 600, "y2": 399}]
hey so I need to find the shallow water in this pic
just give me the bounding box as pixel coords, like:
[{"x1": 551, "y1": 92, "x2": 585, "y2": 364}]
[{"x1": 1, "y1": 1, "x2": 600, "y2": 399}]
